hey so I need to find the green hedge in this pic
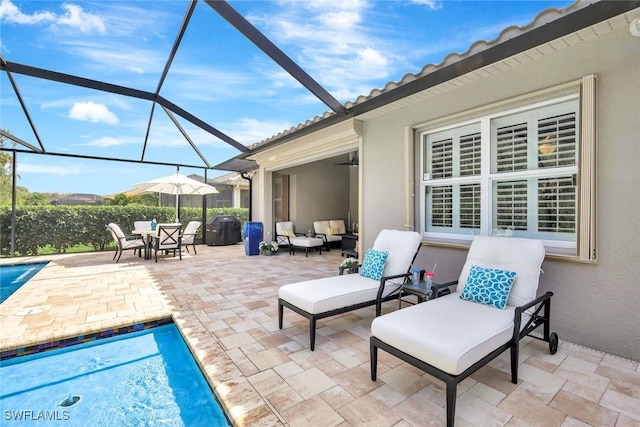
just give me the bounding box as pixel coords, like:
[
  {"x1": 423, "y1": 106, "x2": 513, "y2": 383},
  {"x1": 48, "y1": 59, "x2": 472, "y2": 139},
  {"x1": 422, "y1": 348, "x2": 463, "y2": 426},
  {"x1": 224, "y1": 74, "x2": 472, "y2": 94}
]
[{"x1": 0, "y1": 206, "x2": 249, "y2": 257}]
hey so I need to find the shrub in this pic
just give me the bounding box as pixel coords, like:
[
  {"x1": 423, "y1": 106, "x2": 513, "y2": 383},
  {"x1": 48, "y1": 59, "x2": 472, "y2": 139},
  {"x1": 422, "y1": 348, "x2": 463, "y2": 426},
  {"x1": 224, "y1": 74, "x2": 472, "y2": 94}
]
[{"x1": 0, "y1": 206, "x2": 249, "y2": 257}]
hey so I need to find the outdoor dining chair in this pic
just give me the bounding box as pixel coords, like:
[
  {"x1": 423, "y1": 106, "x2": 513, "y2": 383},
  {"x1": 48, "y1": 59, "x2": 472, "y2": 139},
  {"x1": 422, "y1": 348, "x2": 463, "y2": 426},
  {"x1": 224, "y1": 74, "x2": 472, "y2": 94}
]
[
  {"x1": 152, "y1": 223, "x2": 182, "y2": 263},
  {"x1": 106, "y1": 223, "x2": 146, "y2": 263},
  {"x1": 133, "y1": 220, "x2": 152, "y2": 256},
  {"x1": 181, "y1": 221, "x2": 202, "y2": 254}
]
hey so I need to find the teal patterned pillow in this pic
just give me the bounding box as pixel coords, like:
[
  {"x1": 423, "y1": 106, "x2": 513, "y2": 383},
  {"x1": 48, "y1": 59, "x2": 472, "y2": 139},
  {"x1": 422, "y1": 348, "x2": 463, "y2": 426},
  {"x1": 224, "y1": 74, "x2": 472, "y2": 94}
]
[
  {"x1": 360, "y1": 249, "x2": 389, "y2": 280},
  {"x1": 460, "y1": 265, "x2": 517, "y2": 309}
]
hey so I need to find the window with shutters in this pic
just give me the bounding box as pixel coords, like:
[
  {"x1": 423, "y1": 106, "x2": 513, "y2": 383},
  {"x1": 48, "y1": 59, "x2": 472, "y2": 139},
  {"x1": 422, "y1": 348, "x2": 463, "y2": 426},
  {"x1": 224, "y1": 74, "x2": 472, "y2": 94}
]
[
  {"x1": 424, "y1": 123, "x2": 481, "y2": 234},
  {"x1": 420, "y1": 95, "x2": 585, "y2": 255}
]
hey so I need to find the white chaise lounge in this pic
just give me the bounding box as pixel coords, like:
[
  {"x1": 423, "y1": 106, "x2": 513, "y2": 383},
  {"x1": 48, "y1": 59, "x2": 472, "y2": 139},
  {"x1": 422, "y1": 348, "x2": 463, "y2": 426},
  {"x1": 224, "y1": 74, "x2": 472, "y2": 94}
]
[
  {"x1": 370, "y1": 236, "x2": 558, "y2": 427},
  {"x1": 278, "y1": 229, "x2": 422, "y2": 350}
]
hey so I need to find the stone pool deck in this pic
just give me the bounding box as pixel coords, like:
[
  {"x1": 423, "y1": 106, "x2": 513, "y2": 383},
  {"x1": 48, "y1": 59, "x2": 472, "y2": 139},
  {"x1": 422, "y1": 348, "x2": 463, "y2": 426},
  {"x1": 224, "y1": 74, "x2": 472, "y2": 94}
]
[{"x1": 1, "y1": 245, "x2": 639, "y2": 426}]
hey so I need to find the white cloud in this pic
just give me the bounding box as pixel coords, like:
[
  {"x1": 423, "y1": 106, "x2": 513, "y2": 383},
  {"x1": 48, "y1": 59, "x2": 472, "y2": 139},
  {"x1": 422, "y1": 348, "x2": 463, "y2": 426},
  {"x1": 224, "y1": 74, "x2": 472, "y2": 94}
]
[
  {"x1": 229, "y1": 118, "x2": 295, "y2": 145},
  {"x1": 0, "y1": 0, "x2": 54, "y2": 24},
  {"x1": 61, "y1": 40, "x2": 165, "y2": 75},
  {"x1": 55, "y1": 3, "x2": 106, "y2": 33},
  {"x1": 0, "y1": 0, "x2": 106, "y2": 33},
  {"x1": 69, "y1": 102, "x2": 119, "y2": 125},
  {"x1": 19, "y1": 162, "x2": 84, "y2": 177},
  {"x1": 410, "y1": 0, "x2": 442, "y2": 11},
  {"x1": 251, "y1": 1, "x2": 400, "y2": 101},
  {"x1": 83, "y1": 136, "x2": 125, "y2": 147}
]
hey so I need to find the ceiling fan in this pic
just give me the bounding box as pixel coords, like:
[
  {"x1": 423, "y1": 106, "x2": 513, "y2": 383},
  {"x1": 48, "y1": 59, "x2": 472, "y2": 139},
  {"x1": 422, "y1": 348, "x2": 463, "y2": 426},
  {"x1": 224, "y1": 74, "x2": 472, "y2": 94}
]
[{"x1": 334, "y1": 152, "x2": 359, "y2": 167}]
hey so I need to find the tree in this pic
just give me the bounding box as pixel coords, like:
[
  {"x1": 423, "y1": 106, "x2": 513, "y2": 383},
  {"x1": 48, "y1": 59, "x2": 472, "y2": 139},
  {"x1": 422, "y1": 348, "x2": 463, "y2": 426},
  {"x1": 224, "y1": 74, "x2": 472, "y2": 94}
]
[
  {"x1": 20, "y1": 192, "x2": 49, "y2": 205},
  {"x1": 138, "y1": 192, "x2": 159, "y2": 206},
  {"x1": 0, "y1": 132, "x2": 17, "y2": 206},
  {"x1": 104, "y1": 193, "x2": 136, "y2": 206}
]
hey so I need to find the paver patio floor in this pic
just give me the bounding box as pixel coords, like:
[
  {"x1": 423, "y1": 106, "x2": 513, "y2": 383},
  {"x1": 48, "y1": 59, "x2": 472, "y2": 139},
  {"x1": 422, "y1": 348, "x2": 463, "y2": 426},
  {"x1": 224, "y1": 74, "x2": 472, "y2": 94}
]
[{"x1": 1, "y1": 244, "x2": 638, "y2": 426}]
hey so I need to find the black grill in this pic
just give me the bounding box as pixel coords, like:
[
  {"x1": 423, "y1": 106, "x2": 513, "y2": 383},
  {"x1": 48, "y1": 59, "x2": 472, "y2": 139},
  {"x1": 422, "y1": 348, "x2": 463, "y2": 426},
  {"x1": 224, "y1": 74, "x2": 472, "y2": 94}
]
[{"x1": 206, "y1": 215, "x2": 242, "y2": 246}]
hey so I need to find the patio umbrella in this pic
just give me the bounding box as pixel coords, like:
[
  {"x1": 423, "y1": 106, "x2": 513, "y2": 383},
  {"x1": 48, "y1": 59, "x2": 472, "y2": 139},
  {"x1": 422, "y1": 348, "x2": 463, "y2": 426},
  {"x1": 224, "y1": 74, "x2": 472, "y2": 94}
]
[{"x1": 135, "y1": 173, "x2": 218, "y2": 222}]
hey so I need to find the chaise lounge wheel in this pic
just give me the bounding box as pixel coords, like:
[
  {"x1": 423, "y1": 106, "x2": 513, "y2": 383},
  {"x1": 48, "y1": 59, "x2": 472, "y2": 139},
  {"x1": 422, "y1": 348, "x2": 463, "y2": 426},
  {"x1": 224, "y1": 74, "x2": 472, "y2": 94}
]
[{"x1": 549, "y1": 332, "x2": 559, "y2": 354}]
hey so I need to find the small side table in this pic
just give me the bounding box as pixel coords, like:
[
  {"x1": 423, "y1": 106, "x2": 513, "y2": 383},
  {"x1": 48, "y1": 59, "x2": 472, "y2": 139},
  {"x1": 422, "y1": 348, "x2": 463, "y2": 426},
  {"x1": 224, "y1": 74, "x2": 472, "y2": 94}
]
[
  {"x1": 341, "y1": 233, "x2": 358, "y2": 257},
  {"x1": 398, "y1": 281, "x2": 435, "y2": 308}
]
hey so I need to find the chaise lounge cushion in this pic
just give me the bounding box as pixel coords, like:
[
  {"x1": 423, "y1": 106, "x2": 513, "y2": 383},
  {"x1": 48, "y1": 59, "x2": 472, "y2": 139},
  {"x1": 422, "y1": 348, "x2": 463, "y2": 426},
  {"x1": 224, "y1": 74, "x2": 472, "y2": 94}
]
[
  {"x1": 455, "y1": 236, "x2": 544, "y2": 307},
  {"x1": 372, "y1": 236, "x2": 544, "y2": 376},
  {"x1": 279, "y1": 229, "x2": 423, "y2": 314},
  {"x1": 279, "y1": 229, "x2": 423, "y2": 350},
  {"x1": 279, "y1": 274, "x2": 399, "y2": 315},
  {"x1": 371, "y1": 292, "x2": 528, "y2": 375}
]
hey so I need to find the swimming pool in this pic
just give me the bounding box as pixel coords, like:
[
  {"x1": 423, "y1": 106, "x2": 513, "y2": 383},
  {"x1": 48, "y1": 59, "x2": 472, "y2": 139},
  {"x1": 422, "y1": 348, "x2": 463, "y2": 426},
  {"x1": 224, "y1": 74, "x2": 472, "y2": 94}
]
[
  {"x1": 0, "y1": 262, "x2": 48, "y2": 304},
  {"x1": 0, "y1": 323, "x2": 230, "y2": 426}
]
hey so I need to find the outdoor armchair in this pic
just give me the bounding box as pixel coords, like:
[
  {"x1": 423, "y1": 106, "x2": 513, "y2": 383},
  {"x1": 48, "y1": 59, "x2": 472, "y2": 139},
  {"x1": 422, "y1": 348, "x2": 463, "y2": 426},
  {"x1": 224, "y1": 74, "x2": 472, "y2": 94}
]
[
  {"x1": 133, "y1": 220, "x2": 152, "y2": 256},
  {"x1": 181, "y1": 221, "x2": 202, "y2": 254},
  {"x1": 275, "y1": 221, "x2": 301, "y2": 251},
  {"x1": 133, "y1": 221, "x2": 152, "y2": 231},
  {"x1": 106, "y1": 223, "x2": 146, "y2": 263},
  {"x1": 152, "y1": 223, "x2": 182, "y2": 263},
  {"x1": 370, "y1": 236, "x2": 558, "y2": 427},
  {"x1": 278, "y1": 229, "x2": 422, "y2": 350}
]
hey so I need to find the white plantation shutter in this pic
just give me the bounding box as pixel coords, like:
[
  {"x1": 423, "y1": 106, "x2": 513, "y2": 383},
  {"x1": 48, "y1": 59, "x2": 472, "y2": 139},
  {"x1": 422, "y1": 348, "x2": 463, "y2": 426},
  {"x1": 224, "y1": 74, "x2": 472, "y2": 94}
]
[
  {"x1": 494, "y1": 181, "x2": 528, "y2": 231},
  {"x1": 430, "y1": 186, "x2": 452, "y2": 228},
  {"x1": 489, "y1": 99, "x2": 579, "y2": 240},
  {"x1": 538, "y1": 176, "x2": 577, "y2": 234},
  {"x1": 538, "y1": 112, "x2": 577, "y2": 168},
  {"x1": 495, "y1": 123, "x2": 528, "y2": 172},
  {"x1": 424, "y1": 124, "x2": 481, "y2": 233},
  {"x1": 420, "y1": 78, "x2": 595, "y2": 260},
  {"x1": 460, "y1": 183, "x2": 481, "y2": 229},
  {"x1": 431, "y1": 138, "x2": 453, "y2": 178},
  {"x1": 459, "y1": 132, "x2": 481, "y2": 176}
]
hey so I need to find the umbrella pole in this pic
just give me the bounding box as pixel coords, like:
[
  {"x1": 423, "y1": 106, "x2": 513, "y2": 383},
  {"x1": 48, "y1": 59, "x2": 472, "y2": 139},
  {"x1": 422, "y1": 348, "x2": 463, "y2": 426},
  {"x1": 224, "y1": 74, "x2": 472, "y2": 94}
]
[{"x1": 175, "y1": 193, "x2": 179, "y2": 222}]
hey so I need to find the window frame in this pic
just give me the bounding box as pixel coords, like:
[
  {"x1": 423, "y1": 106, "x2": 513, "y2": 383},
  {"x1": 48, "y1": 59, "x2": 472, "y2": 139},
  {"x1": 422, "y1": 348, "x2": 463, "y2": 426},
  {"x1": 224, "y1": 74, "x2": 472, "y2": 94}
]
[{"x1": 416, "y1": 76, "x2": 597, "y2": 261}]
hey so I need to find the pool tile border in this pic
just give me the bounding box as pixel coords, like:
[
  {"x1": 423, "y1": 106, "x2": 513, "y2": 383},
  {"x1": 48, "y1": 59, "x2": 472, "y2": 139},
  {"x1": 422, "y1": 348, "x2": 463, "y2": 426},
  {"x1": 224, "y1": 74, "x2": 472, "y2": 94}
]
[{"x1": 0, "y1": 317, "x2": 173, "y2": 361}]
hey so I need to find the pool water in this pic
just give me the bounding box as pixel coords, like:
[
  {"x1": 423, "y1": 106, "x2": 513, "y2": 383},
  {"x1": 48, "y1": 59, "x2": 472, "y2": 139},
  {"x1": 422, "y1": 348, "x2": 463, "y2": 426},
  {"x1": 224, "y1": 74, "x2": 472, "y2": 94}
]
[
  {"x1": 0, "y1": 324, "x2": 230, "y2": 426},
  {"x1": 0, "y1": 262, "x2": 48, "y2": 303}
]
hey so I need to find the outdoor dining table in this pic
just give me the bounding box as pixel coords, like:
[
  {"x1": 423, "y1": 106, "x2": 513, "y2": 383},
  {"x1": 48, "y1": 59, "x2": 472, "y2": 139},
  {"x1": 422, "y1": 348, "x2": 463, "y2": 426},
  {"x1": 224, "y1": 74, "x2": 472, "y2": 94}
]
[{"x1": 132, "y1": 229, "x2": 156, "y2": 260}]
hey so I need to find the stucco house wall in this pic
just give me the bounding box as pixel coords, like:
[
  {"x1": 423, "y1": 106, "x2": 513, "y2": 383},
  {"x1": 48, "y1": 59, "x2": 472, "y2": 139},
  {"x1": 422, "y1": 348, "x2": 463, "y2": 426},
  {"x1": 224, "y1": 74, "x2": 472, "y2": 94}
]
[
  {"x1": 279, "y1": 158, "x2": 350, "y2": 233},
  {"x1": 250, "y1": 120, "x2": 362, "y2": 240},
  {"x1": 359, "y1": 19, "x2": 640, "y2": 360}
]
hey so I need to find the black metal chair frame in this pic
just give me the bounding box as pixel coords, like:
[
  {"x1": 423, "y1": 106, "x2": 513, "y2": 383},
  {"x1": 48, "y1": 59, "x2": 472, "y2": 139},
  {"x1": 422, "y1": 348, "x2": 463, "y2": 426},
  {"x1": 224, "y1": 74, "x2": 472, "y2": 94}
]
[
  {"x1": 152, "y1": 224, "x2": 182, "y2": 263},
  {"x1": 275, "y1": 231, "x2": 304, "y2": 255},
  {"x1": 312, "y1": 232, "x2": 332, "y2": 251},
  {"x1": 278, "y1": 248, "x2": 420, "y2": 351},
  {"x1": 275, "y1": 222, "x2": 326, "y2": 256},
  {"x1": 181, "y1": 221, "x2": 201, "y2": 254},
  {"x1": 106, "y1": 224, "x2": 145, "y2": 263},
  {"x1": 370, "y1": 287, "x2": 558, "y2": 427}
]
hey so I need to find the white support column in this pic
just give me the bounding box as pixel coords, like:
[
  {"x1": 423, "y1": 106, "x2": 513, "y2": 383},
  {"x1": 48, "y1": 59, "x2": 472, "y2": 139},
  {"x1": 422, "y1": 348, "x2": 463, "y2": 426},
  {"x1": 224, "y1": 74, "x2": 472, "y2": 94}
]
[{"x1": 232, "y1": 185, "x2": 242, "y2": 208}]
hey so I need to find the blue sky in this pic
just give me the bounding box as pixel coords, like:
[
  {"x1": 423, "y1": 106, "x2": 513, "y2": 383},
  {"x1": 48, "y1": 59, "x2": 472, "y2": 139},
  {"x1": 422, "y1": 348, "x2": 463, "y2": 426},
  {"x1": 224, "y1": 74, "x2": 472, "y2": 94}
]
[{"x1": 1, "y1": 0, "x2": 572, "y2": 196}]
